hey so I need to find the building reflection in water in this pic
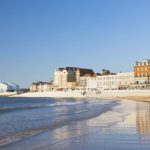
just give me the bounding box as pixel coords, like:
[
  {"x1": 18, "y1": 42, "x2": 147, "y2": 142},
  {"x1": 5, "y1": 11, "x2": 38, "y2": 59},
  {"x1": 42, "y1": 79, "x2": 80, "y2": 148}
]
[
  {"x1": 136, "y1": 102, "x2": 150, "y2": 142},
  {"x1": 51, "y1": 121, "x2": 89, "y2": 150},
  {"x1": 50, "y1": 104, "x2": 89, "y2": 149}
]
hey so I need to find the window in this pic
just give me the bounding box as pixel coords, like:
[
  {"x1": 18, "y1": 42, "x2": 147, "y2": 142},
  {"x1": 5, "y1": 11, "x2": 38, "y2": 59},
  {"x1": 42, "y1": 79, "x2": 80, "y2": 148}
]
[{"x1": 141, "y1": 73, "x2": 143, "y2": 77}]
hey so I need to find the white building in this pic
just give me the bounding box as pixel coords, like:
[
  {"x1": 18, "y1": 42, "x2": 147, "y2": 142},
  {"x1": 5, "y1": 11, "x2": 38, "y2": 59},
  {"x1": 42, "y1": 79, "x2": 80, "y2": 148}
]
[
  {"x1": 0, "y1": 82, "x2": 20, "y2": 93},
  {"x1": 86, "y1": 76, "x2": 97, "y2": 92},
  {"x1": 30, "y1": 82, "x2": 54, "y2": 92},
  {"x1": 96, "y1": 72, "x2": 134, "y2": 90},
  {"x1": 78, "y1": 74, "x2": 97, "y2": 93},
  {"x1": 54, "y1": 67, "x2": 94, "y2": 90},
  {"x1": 0, "y1": 82, "x2": 8, "y2": 93},
  {"x1": 38, "y1": 82, "x2": 54, "y2": 92},
  {"x1": 54, "y1": 68, "x2": 76, "y2": 90}
]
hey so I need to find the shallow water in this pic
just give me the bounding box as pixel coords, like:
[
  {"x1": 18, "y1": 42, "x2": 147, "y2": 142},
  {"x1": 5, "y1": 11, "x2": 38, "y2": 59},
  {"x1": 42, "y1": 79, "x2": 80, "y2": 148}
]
[{"x1": 0, "y1": 97, "x2": 150, "y2": 150}]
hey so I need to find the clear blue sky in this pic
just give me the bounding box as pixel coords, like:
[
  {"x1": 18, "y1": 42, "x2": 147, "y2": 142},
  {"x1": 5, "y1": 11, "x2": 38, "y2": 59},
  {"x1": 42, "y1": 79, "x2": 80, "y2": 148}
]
[{"x1": 0, "y1": 0, "x2": 150, "y2": 87}]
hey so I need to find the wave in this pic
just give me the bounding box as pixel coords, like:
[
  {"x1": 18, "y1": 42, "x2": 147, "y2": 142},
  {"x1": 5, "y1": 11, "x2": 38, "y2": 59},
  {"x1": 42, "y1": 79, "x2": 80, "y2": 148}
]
[
  {"x1": 0, "y1": 101, "x2": 90, "y2": 113},
  {"x1": 0, "y1": 105, "x2": 44, "y2": 113},
  {"x1": 47, "y1": 101, "x2": 88, "y2": 107},
  {"x1": 0, "y1": 101, "x2": 120, "y2": 148},
  {"x1": 0, "y1": 129, "x2": 47, "y2": 147}
]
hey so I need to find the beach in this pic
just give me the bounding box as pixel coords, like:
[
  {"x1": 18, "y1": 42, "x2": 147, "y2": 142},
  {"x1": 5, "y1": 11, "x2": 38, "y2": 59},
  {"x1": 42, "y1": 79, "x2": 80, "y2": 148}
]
[
  {"x1": 12, "y1": 91, "x2": 85, "y2": 98},
  {"x1": 0, "y1": 92, "x2": 18, "y2": 97},
  {"x1": 0, "y1": 97, "x2": 150, "y2": 150},
  {"x1": 12, "y1": 90, "x2": 150, "y2": 102}
]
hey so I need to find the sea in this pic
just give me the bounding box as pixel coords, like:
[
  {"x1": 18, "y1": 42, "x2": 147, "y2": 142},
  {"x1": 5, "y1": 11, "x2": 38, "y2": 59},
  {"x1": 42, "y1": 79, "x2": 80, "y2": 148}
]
[{"x1": 0, "y1": 97, "x2": 150, "y2": 150}]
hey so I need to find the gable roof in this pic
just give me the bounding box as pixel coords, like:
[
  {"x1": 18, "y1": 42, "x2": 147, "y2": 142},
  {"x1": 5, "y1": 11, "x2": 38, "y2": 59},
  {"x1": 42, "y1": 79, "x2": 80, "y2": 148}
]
[
  {"x1": 78, "y1": 68, "x2": 94, "y2": 76},
  {"x1": 64, "y1": 67, "x2": 94, "y2": 76}
]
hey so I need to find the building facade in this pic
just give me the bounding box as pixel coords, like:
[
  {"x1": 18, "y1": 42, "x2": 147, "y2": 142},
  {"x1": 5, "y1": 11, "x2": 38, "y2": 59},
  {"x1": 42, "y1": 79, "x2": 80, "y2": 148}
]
[
  {"x1": 76, "y1": 74, "x2": 97, "y2": 94},
  {"x1": 0, "y1": 82, "x2": 8, "y2": 92},
  {"x1": 30, "y1": 82, "x2": 53, "y2": 92},
  {"x1": 54, "y1": 67, "x2": 94, "y2": 90},
  {"x1": 134, "y1": 59, "x2": 150, "y2": 84},
  {"x1": 54, "y1": 68, "x2": 76, "y2": 90},
  {"x1": 0, "y1": 82, "x2": 20, "y2": 93},
  {"x1": 86, "y1": 75, "x2": 97, "y2": 92},
  {"x1": 96, "y1": 72, "x2": 134, "y2": 90}
]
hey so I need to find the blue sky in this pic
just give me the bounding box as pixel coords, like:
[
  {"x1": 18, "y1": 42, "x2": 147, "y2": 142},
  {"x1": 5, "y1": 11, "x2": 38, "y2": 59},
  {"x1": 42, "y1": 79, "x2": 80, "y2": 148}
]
[{"x1": 0, "y1": 0, "x2": 150, "y2": 87}]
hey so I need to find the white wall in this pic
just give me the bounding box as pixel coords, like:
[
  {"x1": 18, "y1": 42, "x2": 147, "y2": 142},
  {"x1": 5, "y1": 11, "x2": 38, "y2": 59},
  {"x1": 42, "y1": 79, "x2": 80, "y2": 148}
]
[
  {"x1": 96, "y1": 72, "x2": 134, "y2": 90},
  {"x1": 54, "y1": 69, "x2": 68, "y2": 89},
  {"x1": 87, "y1": 77, "x2": 97, "y2": 90},
  {"x1": 0, "y1": 82, "x2": 8, "y2": 93},
  {"x1": 0, "y1": 82, "x2": 19, "y2": 93}
]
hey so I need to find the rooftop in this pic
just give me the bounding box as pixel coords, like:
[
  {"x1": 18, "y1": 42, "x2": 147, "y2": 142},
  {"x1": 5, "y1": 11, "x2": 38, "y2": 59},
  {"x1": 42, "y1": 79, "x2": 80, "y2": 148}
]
[
  {"x1": 57, "y1": 67, "x2": 94, "y2": 76},
  {"x1": 136, "y1": 59, "x2": 150, "y2": 65}
]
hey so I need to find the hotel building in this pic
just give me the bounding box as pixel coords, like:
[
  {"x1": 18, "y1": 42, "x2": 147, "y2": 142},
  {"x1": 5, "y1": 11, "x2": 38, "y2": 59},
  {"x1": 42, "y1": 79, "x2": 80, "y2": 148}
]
[
  {"x1": 134, "y1": 59, "x2": 150, "y2": 84},
  {"x1": 79, "y1": 74, "x2": 97, "y2": 92},
  {"x1": 96, "y1": 71, "x2": 134, "y2": 90}
]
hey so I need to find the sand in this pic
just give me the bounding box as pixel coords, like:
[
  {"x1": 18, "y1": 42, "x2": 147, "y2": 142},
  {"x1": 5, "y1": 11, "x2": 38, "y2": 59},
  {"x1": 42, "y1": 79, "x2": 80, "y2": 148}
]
[{"x1": 12, "y1": 90, "x2": 150, "y2": 103}]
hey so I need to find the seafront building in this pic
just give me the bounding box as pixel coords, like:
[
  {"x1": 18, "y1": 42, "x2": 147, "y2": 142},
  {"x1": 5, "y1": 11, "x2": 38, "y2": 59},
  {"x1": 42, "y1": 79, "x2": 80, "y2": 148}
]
[
  {"x1": 96, "y1": 71, "x2": 134, "y2": 90},
  {"x1": 78, "y1": 69, "x2": 134, "y2": 92},
  {"x1": 0, "y1": 82, "x2": 20, "y2": 93},
  {"x1": 29, "y1": 59, "x2": 150, "y2": 93},
  {"x1": 76, "y1": 69, "x2": 134, "y2": 92},
  {"x1": 54, "y1": 67, "x2": 94, "y2": 90},
  {"x1": 134, "y1": 59, "x2": 150, "y2": 85},
  {"x1": 77, "y1": 74, "x2": 97, "y2": 92},
  {"x1": 30, "y1": 81, "x2": 53, "y2": 92}
]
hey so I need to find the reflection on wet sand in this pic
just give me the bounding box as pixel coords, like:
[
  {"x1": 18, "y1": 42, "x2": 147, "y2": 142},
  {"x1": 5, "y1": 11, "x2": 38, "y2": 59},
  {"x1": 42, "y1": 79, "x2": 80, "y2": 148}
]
[
  {"x1": 136, "y1": 102, "x2": 150, "y2": 135},
  {"x1": 135, "y1": 101, "x2": 150, "y2": 145},
  {"x1": 51, "y1": 100, "x2": 150, "y2": 150},
  {"x1": 2, "y1": 99, "x2": 150, "y2": 150}
]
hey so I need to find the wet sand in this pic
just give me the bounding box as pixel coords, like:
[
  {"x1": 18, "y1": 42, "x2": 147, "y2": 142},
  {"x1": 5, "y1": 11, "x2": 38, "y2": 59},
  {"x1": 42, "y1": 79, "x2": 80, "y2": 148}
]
[{"x1": 1, "y1": 99, "x2": 150, "y2": 150}]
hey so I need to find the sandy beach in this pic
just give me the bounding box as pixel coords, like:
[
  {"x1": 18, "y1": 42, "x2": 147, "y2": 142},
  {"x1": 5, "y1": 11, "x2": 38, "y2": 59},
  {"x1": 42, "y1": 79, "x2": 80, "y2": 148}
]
[
  {"x1": 13, "y1": 91, "x2": 85, "y2": 98},
  {"x1": 0, "y1": 92, "x2": 18, "y2": 97},
  {"x1": 12, "y1": 90, "x2": 150, "y2": 103}
]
